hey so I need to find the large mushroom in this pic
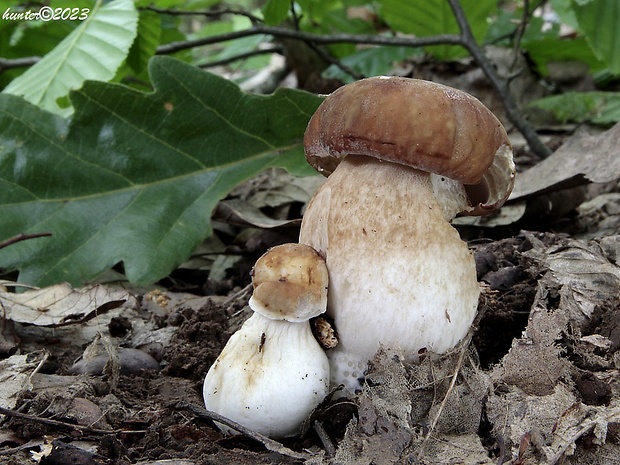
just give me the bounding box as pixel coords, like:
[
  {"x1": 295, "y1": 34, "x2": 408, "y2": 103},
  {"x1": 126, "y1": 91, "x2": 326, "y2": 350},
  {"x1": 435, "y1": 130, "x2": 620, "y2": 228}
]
[
  {"x1": 203, "y1": 243, "x2": 330, "y2": 438},
  {"x1": 299, "y1": 76, "x2": 515, "y2": 391}
]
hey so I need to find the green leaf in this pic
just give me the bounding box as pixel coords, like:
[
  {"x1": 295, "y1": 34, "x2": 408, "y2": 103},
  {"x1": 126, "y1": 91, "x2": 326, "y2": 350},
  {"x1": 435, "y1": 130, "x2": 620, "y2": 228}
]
[
  {"x1": 529, "y1": 91, "x2": 620, "y2": 124},
  {"x1": 323, "y1": 46, "x2": 421, "y2": 83},
  {"x1": 524, "y1": 37, "x2": 607, "y2": 76},
  {"x1": 262, "y1": 0, "x2": 291, "y2": 25},
  {"x1": 0, "y1": 56, "x2": 323, "y2": 287},
  {"x1": 572, "y1": 0, "x2": 620, "y2": 74},
  {"x1": 485, "y1": 8, "x2": 560, "y2": 46},
  {"x1": 550, "y1": 0, "x2": 580, "y2": 30},
  {"x1": 377, "y1": 0, "x2": 497, "y2": 60},
  {"x1": 2, "y1": 0, "x2": 139, "y2": 116},
  {"x1": 127, "y1": 9, "x2": 161, "y2": 74}
]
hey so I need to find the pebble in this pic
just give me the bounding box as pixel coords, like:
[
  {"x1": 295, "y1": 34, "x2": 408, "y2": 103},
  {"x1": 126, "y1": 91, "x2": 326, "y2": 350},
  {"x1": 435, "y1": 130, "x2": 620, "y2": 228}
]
[{"x1": 69, "y1": 348, "x2": 160, "y2": 376}]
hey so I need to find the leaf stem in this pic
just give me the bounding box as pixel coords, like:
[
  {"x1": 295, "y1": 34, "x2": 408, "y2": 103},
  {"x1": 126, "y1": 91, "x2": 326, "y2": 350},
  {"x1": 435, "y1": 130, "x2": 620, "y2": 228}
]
[{"x1": 0, "y1": 232, "x2": 52, "y2": 251}]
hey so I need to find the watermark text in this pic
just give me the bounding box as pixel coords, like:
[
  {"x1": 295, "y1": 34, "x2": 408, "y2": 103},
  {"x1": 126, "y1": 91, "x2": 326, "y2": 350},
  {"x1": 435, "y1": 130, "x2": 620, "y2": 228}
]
[{"x1": 3, "y1": 6, "x2": 90, "y2": 22}]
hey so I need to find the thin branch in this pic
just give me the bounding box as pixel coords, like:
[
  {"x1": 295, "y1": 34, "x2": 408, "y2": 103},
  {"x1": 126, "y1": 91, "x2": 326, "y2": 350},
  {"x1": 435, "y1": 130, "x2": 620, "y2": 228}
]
[
  {"x1": 308, "y1": 42, "x2": 365, "y2": 81},
  {"x1": 0, "y1": 56, "x2": 40, "y2": 72},
  {"x1": 446, "y1": 0, "x2": 552, "y2": 158},
  {"x1": 417, "y1": 332, "x2": 472, "y2": 458},
  {"x1": 156, "y1": 19, "x2": 550, "y2": 157},
  {"x1": 313, "y1": 420, "x2": 336, "y2": 458},
  {"x1": 156, "y1": 26, "x2": 464, "y2": 55},
  {"x1": 511, "y1": 0, "x2": 530, "y2": 70},
  {"x1": 416, "y1": 287, "x2": 493, "y2": 460},
  {"x1": 0, "y1": 405, "x2": 143, "y2": 436},
  {"x1": 0, "y1": 232, "x2": 52, "y2": 250},
  {"x1": 144, "y1": 5, "x2": 262, "y2": 24},
  {"x1": 174, "y1": 401, "x2": 312, "y2": 460}
]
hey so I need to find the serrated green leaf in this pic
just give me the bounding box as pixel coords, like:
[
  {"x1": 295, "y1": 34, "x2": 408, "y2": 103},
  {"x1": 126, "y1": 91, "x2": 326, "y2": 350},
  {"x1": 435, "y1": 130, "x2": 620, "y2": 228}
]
[
  {"x1": 0, "y1": 56, "x2": 323, "y2": 287},
  {"x1": 377, "y1": 0, "x2": 497, "y2": 60},
  {"x1": 2, "y1": 0, "x2": 139, "y2": 116},
  {"x1": 572, "y1": 0, "x2": 620, "y2": 74},
  {"x1": 529, "y1": 91, "x2": 620, "y2": 124},
  {"x1": 127, "y1": 9, "x2": 161, "y2": 74}
]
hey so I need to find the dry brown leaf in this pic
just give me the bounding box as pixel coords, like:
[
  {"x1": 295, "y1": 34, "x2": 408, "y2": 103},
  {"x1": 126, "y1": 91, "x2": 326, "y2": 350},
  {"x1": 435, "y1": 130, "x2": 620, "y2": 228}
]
[
  {"x1": 544, "y1": 402, "x2": 620, "y2": 464},
  {"x1": 527, "y1": 240, "x2": 620, "y2": 329},
  {"x1": 0, "y1": 353, "x2": 46, "y2": 410},
  {"x1": 487, "y1": 384, "x2": 578, "y2": 461},
  {"x1": 0, "y1": 283, "x2": 133, "y2": 326},
  {"x1": 510, "y1": 123, "x2": 620, "y2": 201}
]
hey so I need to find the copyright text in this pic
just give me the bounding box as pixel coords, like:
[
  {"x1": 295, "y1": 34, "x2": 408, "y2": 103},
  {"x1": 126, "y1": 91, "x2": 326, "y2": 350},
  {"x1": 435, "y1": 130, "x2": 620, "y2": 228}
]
[{"x1": 2, "y1": 7, "x2": 90, "y2": 22}]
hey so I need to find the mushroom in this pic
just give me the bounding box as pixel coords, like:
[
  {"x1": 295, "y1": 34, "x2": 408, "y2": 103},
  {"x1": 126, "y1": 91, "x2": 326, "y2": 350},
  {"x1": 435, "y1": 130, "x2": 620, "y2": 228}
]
[
  {"x1": 299, "y1": 76, "x2": 515, "y2": 391},
  {"x1": 203, "y1": 243, "x2": 330, "y2": 438}
]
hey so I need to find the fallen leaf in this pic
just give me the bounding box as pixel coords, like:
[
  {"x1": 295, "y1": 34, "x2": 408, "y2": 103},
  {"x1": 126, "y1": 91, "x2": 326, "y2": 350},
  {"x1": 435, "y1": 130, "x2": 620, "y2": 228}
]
[
  {"x1": 510, "y1": 123, "x2": 620, "y2": 201},
  {"x1": 0, "y1": 283, "x2": 132, "y2": 326},
  {"x1": 0, "y1": 353, "x2": 46, "y2": 410}
]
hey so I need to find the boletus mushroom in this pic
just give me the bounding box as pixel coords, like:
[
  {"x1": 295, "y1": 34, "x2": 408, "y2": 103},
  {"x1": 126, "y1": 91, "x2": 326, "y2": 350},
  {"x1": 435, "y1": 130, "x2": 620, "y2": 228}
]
[
  {"x1": 299, "y1": 76, "x2": 515, "y2": 391},
  {"x1": 203, "y1": 243, "x2": 330, "y2": 438}
]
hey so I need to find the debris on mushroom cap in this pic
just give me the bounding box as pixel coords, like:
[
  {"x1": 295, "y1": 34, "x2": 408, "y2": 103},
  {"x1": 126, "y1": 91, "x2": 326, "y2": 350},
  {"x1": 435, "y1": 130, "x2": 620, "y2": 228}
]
[
  {"x1": 249, "y1": 243, "x2": 329, "y2": 322},
  {"x1": 313, "y1": 316, "x2": 339, "y2": 350},
  {"x1": 304, "y1": 76, "x2": 515, "y2": 214}
]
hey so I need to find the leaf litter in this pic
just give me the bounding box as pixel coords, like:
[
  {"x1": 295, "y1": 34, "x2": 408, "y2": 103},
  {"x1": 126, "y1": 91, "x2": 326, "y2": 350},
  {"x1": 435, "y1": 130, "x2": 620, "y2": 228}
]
[{"x1": 2, "y1": 129, "x2": 620, "y2": 464}]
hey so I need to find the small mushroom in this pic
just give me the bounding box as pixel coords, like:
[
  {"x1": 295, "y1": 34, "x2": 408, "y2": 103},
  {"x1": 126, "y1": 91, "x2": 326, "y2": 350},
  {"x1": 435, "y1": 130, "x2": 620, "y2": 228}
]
[
  {"x1": 203, "y1": 243, "x2": 330, "y2": 438},
  {"x1": 299, "y1": 77, "x2": 515, "y2": 390}
]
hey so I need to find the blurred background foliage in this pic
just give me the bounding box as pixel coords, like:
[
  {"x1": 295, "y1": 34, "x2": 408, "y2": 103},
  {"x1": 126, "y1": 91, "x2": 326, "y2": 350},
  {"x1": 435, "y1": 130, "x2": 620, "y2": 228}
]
[{"x1": 1, "y1": 0, "x2": 619, "y2": 120}]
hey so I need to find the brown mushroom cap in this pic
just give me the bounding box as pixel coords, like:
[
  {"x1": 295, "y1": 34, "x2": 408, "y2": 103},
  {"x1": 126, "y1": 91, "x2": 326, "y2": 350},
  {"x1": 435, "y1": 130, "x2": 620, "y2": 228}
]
[
  {"x1": 304, "y1": 76, "x2": 515, "y2": 214},
  {"x1": 250, "y1": 243, "x2": 329, "y2": 322}
]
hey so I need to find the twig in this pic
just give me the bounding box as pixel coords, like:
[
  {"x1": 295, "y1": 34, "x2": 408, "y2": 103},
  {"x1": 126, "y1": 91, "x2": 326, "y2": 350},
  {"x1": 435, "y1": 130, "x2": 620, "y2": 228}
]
[
  {"x1": 307, "y1": 41, "x2": 364, "y2": 81},
  {"x1": 157, "y1": 18, "x2": 550, "y2": 158},
  {"x1": 0, "y1": 56, "x2": 40, "y2": 72},
  {"x1": 156, "y1": 26, "x2": 463, "y2": 55},
  {"x1": 313, "y1": 420, "x2": 336, "y2": 458},
  {"x1": 545, "y1": 407, "x2": 620, "y2": 465},
  {"x1": 510, "y1": 0, "x2": 530, "y2": 71},
  {"x1": 226, "y1": 283, "x2": 252, "y2": 315},
  {"x1": 0, "y1": 405, "x2": 143, "y2": 436},
  {"x1": 417, "y1": 333, "x2": 472, "y2": 459},
  {"x1": 0, "y1": 232, "x2": 52, "y2": 250},
  {"x1": 174, "y1": 401, "x2": 312, "y2": 460},
  {"x1": 144, "y1": 5, "x2": 262, "y2": 24},
  {"x1": 446, "y1": 0, "x2": 551, "y2": 158},
  {"x1": 0, "y1": 439, "x2": 45, "y2": 456},
  {"x1": 417, "y1": 288, "x2": 492, "y2": 459}
]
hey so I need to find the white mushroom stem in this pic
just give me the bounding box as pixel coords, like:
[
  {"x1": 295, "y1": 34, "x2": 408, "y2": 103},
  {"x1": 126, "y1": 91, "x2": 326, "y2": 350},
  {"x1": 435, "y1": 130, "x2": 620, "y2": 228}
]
[
  {"x1": 203, "y1": 312, "x2": 329, "y2": 438},
  {"x1": 299, "y1": 155, "x2": 479, "y2": 391}
]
